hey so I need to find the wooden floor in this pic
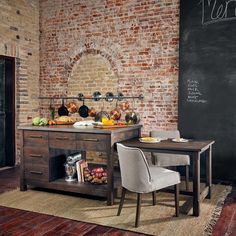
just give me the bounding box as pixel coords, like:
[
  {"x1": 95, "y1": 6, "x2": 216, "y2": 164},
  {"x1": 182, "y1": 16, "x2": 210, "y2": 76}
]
[
  {"x1": 211, "y1": 187, "x2": 236, "y2": 236},
  {"x1": 0, "y1": 166, "x2": 235, "y2": 236},
  {"x1": 0, "y1": 167, "x2": 147, "y2": 236}
]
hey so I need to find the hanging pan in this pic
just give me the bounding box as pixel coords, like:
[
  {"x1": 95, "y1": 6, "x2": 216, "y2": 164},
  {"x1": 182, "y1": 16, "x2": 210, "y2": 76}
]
[
  {"x1": 78, "y1": 100, "x2": 89, "y2": 118},
  {"x1": 58, "y1": 99, "x2": 69, "y2": 116},
  {"x1": 125, "y1": 98, "x2": 140, "y2": 124}
]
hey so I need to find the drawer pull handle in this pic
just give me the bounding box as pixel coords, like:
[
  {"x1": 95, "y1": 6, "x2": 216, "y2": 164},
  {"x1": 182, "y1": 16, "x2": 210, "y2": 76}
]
[
  {"x1": 30, "y1": 171, "x2": 43, "y2": 175},
  {"x1": 56, "y1": 137, "x2": 69, "y2": 140},
  {"x1": 29, "y1": 154, "x2": 43, "y2": 158},
  {"x1": 30, "y1": 135, "x2": 43, "y2": 139},
  {"x1": 82, "y1": 138, "x2": 98, "y2": 142}
]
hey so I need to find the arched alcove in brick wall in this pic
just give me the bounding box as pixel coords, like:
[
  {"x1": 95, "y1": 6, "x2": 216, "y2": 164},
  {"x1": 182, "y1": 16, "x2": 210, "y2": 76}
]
[{"x1": 67, "y1": 50, "x2": 120, "y2": 121}]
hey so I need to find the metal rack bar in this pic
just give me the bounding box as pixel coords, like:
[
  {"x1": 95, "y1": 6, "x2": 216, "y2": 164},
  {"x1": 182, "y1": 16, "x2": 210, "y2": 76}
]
[{"x1": 38, "y1": 94, "x2": 144, "y2": 101}]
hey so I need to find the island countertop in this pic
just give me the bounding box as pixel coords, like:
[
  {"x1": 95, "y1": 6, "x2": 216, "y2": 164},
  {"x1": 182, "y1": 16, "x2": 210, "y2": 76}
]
[
  {"x1": 18, "y1": 124, "x2": 142, "y2": 134},
  {"x1": 18, "y1": 123, "x2": 142, "y2": 205}
]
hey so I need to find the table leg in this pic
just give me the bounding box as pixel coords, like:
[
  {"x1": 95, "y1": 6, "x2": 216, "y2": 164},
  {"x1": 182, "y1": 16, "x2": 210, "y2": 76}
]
[
  {"x1": 20, "y1": 130, "x2": 27, "y2": 191},
  {"x1": 206, "y1": 145, "x2": 212, "y2": 199},
  {"x1": 192, "y1": 152, "x2": 200, "y2": 216},
  {"x1": 20, "y1": 164, "x2": 27, "y2": 191},
  {"x1": 106, "y1": 147, "x2": 114, "y2": 206}
]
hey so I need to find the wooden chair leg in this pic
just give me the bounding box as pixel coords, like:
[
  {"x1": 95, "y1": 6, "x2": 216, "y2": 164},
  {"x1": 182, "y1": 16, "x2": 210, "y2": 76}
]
[
  {"x1": 174, "y1": 184, "x2": 179, "y2": 217},
  {"x1": 185, "y1": 165, "x2": 189, "y2": 191},
  {"x1": 152, "y1": 191, "x2": 156, "y2": 205},
  {"x1": 117, "y1": 187, "x2": 126, "y2": 216},
  {"x1": 135, "y1": 193, "x2": 142, "y2": 227},
  {"x1": 151, "y1": 153, "x2": 156, "y2": 165}
]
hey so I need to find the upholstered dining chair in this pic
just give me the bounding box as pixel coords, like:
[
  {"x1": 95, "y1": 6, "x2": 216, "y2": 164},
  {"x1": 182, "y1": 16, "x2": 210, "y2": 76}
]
[
  {"x1": 116, "y1": 143, "x2": 180, "y2": 227},
  {"x1": 150, "y1": 130, "x2": 190, "y2": 191}
]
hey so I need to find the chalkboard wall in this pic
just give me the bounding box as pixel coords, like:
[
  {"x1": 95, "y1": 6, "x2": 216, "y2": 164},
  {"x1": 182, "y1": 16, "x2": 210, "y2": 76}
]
[{"x1": 179, "y1": 0, "x2": 236, "y2": 182}]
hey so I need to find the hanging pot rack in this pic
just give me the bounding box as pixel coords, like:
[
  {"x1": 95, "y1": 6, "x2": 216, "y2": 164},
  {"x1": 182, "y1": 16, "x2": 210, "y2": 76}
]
[{"x1": 38, "y1": 93, "x2": 144, "y2": 102}]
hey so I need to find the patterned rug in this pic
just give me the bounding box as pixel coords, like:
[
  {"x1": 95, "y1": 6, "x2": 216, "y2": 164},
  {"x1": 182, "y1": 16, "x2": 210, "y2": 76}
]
[{"x1": 0, "y1": 184, "x2": 232, "y2": 236}]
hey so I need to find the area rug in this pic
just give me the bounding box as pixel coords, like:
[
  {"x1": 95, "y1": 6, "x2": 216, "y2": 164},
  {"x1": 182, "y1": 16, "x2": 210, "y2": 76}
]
[{"x1": 0, "y1": 184, "x2": 232, "y2": 236}]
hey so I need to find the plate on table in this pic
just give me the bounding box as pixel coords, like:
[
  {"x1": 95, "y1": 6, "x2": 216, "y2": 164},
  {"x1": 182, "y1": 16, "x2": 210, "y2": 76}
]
[
  {"x1": 139, "y1": 137, "x2": 161, "y2": 143},
  {"x1": 172, "y1": 138, "x2": 189, "y2": 143}
]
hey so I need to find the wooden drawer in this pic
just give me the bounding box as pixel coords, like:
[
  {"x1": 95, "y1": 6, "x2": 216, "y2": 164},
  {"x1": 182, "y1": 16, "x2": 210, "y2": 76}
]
[
  {"x1": 23, "y1": 147, "x2": 49, "y2": 165},
  {"x1": 76, "y1": 133, "x2": 109, "y2": 151},
  {"x1": 24, "y1": 131, "x2": 48, "y2": 147},
  {"x1": 49, "y1": 132, "x2": 76, "y2": 149},
  {"x1": 24, "y1": 163, "x2": 49, "y2": 181}
]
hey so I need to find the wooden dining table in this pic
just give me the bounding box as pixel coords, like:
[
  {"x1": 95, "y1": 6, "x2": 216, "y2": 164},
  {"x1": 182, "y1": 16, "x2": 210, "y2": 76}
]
[{"x1": 121, "y1": 138, "x2": 215, "y2": 216}]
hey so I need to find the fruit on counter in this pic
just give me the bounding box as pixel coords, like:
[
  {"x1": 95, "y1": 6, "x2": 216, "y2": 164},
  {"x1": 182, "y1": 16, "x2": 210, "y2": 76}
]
[
  {"x1": 48, "y1": 116, "x2": 77, "y2": 125},
  {"x1": 48, "y1": 120, "x2": 56, "y2": 125},
  {"x1": 32, "y1": 117, "x2": 40, "y2": 125},
  {"x1": 32, "y1": 117, "x2": 48, "y2": 126},
  {"x1": 56, "y1": 116, "x2": 77, "y2": 123},
  {"x1": 102, "y1": 117, "x2": 115, "y2": 126},
  {"x1": 116, "y1": 121, "x2": 126, "y2": 126}
]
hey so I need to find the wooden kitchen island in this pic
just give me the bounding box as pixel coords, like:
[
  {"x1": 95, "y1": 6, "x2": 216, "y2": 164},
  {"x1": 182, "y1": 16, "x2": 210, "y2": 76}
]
[{"x1": 18, "y1": 124, "x2": 142, "y2": 205}]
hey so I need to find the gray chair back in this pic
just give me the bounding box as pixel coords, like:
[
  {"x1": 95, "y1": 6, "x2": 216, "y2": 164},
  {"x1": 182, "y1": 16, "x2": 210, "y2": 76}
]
[
  {"x1": 117, "y1": 143, "x2": 151, "y2": 193},
  {"x1": 150, "y1": 129, "x2": 190, "y2": 167},
  {"x1": 150, "y1": 130, "x2": 180, "y2": 139}
]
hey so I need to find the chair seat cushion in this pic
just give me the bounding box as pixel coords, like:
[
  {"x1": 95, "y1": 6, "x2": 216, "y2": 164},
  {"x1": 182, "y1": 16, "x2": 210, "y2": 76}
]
[
  {"x1": 148, "y1": 167, "x2": 180, "y2": 192},
  {"x1": 152, "y1": 153, "x2": 190, "y2": 166}
]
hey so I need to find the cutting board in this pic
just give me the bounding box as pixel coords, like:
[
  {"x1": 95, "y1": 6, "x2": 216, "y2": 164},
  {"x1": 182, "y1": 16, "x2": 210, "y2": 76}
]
[{"x1": 93, "y1": 124, "x2": 135, "y2": 129}]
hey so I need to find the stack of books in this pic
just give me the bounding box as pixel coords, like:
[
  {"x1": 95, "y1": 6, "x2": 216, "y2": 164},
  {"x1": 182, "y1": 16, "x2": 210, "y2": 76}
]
[{"x1": 76, "y1": 160, "x2": 88, "y2": 182}]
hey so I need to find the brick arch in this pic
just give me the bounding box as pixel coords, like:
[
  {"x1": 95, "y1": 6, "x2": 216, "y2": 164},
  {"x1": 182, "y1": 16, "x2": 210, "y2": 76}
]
[{"x1": 65, "y1": 48, "x2": 119, "y2": 79}]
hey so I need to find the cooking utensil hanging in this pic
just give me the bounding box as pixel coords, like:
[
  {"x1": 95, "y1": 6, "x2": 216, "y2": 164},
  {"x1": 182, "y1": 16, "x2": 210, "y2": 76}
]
[
  {"x1": 49, "y1": 99, "x2": 55, "y2": 120},
  {"x1": 88, "y1": 107, "x2": 96, "y2": 117},
  {"x1": 92, "y1": 91, "x2": 102, "y2": 101},
  {"x1": 58, "y1": 99, "x2": 69, "y2": 116},
  {"x1": 110, "y1": 100, "x2": 121, "y2": 120},
  {"x1": 105, "y1": 92, "x2": 114, "y2": 102},
  {"x1": 125, "y1": 99, "x2": 140, "y2": 124},
  {"x1": 78, "y1": 100, "x2": 89, "y2": 118},
  {"x1": 67, "y1": 101, "x2": 78, "y2": 114},
  {"x1": 95, "y1": 99, "x2": 109, "y2": 122}
]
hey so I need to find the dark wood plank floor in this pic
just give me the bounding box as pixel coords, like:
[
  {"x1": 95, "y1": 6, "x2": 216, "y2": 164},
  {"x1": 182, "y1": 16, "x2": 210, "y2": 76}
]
[
  {"x1": 0, "y1": 166, "x2": 148, "y2": 236},
  {"x1": 0, "y1": 166, "x2": 235, "y2": 236},
  {"x1": 211, "y1": 187, "x2": 236, "y2": 236}
]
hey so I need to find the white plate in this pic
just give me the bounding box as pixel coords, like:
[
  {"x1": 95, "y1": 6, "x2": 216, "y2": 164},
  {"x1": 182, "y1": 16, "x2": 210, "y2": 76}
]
[
  {"x1": 172, "y1": 138, "x2": 189, "y2": 143},
  {"x1": 139, "y1": 137, "x2": 161, "y2": 143}
]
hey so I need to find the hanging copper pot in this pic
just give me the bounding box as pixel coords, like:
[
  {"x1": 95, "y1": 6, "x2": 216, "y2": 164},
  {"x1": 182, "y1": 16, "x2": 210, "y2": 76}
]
[
  {"x1": 110, "y1": 101, "x2": 121, "y2": 120},
  {"x1": 110, "y1": 108, "x2": 121, "y2": 120},
  {"x1": 119, "y1": 101, "x2": 130, "y2": 111},
  {"x1": 88, "y1": 107, "x2": 96, "y2": 117},
  {"x1": 67, "y1": 101, "x2": 78, "y2": 114}
]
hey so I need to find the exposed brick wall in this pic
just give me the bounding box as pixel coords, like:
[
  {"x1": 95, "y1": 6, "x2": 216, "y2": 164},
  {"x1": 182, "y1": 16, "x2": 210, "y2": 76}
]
[
  {"x1": 0, "y1": 0, "x2": 40, "y2": 163},
  {"x1": 39, "y1": 0, "x2": 180, "y2": 135},
  {"x1": 0, "y1": 0, "x2": 180, "y2": 164}
]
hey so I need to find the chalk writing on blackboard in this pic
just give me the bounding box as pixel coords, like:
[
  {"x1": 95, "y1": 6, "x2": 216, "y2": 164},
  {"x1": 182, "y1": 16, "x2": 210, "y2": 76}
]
[
  {"x1": 201, "y1": 0, "x2": 236, "y2": 25},
  {"x1": 186, "y1": 80, "x2": 207, "y2": 103}
]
